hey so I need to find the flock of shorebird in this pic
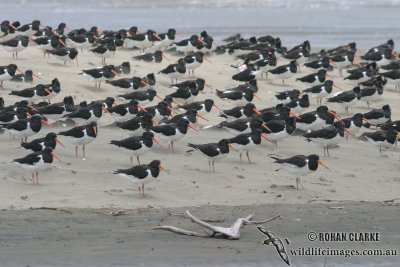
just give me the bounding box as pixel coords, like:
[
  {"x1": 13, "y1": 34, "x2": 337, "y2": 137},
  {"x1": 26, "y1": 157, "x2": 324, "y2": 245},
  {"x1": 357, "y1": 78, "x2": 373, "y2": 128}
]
[{"x1": 0, "y1": 19, "x2": 399, "y2": 197}]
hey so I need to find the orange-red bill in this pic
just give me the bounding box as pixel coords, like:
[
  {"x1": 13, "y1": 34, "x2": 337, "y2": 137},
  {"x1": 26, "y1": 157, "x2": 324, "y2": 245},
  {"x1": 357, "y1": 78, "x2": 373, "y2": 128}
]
[
  {"x1": 152, "y1": 137, "x2": 161, "y2": 146},
  {"x1": 17, "y1": 67, "x2": 24, "y2": 73},
  {"x1": 41, "y1": 119, "x2": 50, "y2": 126},
  {"x1": 188, "y1": 123, "x2": 198, "y2": 131},
  {"x1": 58, "y1": 39, "x2": 66, "y2": 47},
  {"x1": 44, "y1": 88, "x2": 52, "y2": 95},
  {"x1": 261, "y1": 133, "x2": 273, "y2": 143},
  {"x1": 153, "y1": 33, "x2": 161, "y2": 40},
  {"x1": 333, "y1": 83, "x2": 341, "y2": 90},
  {"x1": 325, "y1": 72, "x2": 333, "y2": 79},
  {"x1": 328, "y1": 110, "x2": 341, "y2": 120},
  {"x1": 253, "y1": 93, "x2": 261, "y2": 100},
  {"x1": 92, "y1": 34, "x2": 98, "y2": 40},
  {"x1": 137, "y1": 104, "x2": 148, "y2": 112},
  {"x1": 92, "y1": 126, "x2": 97, "y2": 135},
  {"x1": 111, "y1": 70, "x2": 118, "y2": 76},
  {"x1": 162, "y1": 53, "x2": 169, "y2": 60},
  {"x1": 159, "y1": 164, "x2": 170, "y2": 174},
  {"x1": 362, "y1": 118, "x2": 370, "y2": 123},
  {"x1": 253, "y1": 107, "x2": 262, "y2": 115},
  {"x1": 261, "y1": 123, "x2": 271, "y2": 132},
  {"x1": 32, "y1": 72, "x2": 42, "y2": 79},
  {"x1": 289, "y1": 111, "x2": 301, "y2": 120},
  {"x1": 102, "y1": 107, "x2": 109, "y2": 113},
  {"x1": 344, "y1": 128, "x2": 354, "y2": 136},
  {"x1": 151, "y1": 118, "x2": 159, "y2": 125},
  {"x1": 50, "y1": 151, "x2": 61, "y2": 161},
  {"x1": 140, "y1": 80, "x2": 150, "y2": 86},
  {"x1": 391, "y1": 51, "x2": 398, "y2": 58},
  {"x1": 203, "y1": 56, "x2": 212, "y2": 63},
  {"x1": 55, "y1": 137, "x2": 65, "y2": 148},
  {"x1": 213, "y1": 104, "x2": 222, "y2": 111},
  {"x1": 196, "y1": 113, "x2": 209, "y2": 121},
  {"x1": 9, "y1": 24, "x2": 17, "y2": 30},
  {"x1": 317, "y1": 160, "x2": 329, "y2": 169},
  {"x1": 156, "y1": 94, "x2": 163, "y2": 100}
]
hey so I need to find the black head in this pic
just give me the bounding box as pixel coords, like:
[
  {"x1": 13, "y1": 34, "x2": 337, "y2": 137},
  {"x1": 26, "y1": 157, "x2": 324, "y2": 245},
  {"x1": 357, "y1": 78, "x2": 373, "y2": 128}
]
[
  {"x1": 218, "y1": 139, "x2": 230, "y2": 154},
  {"x1": 45, "y1": 132, "x2": 58, "y2": 141},
  {"x1": 299, "y1": 94, "x2": 310, "y2": 107},
  {"x1": 321, "y1": 56, "x2": 330, "y2": 68},
  {"x1": 51, "y1": 78, "x2": 60, "y2": 87},
  {"x1": 347, "y1": 51, "x2": 355, "y2": 62},
  {"x1": 352, "y1": 113, "x2": 364, "y2": 127},
  {"x1": 142, "y1": 131, "x2": 155, "y2": 140},
  {"x1": 167, "y1": 28, "x2": 176, "y2": 39},
  {"x1": 0, "y1": 97, "x2": 4, "y2": 109},
  {"x1": 63, "y1": 96, "x2": 74, "y2": 106},
  {"x1": 7, "y1": 64, "x2": 18, "y2": 73},
  {"x1": 204, "y1": 99, "x2": 214, "y2": 111},
  {"x1": 43, "y1": 146, "x2": 54, "y2": 154},
  {"x1": 353, "y1": 86, "x2": 361, "y2": 94},
  {"x1": 289, "y1": 60, "x2": 297, "y2": 72},
  {"x1": 154, "y1": 51, "x2": 163, "y2": 62},
  {"x1": 31, "y1": 20, "x2": 41, "y2": 31},
  {"x1": 69, "y1": 48, "x2": 79, "y2": 59},
  {"x1": 243, "y1": 103, "x2": 257, "y2": 116},
  {"x1": 58, "y1": 23, "x2": 66, "y2": 30},
  {"x1": 147, "y1": 89, "x2": 157, "y2": 100},
  {"x1": 88, "y1": 121, "x2": 98, "y2": 133},
  {"x1": 317, "y1": 69, "x2": 327, "y2": 77},
  {"x1": 324, "y1": 80, "x2": 334, "y2": 87},
  {"x1": 348, "y1": 42, "x2": 357, "y2": 50},
  {"x1": 177, "y1": 117, "x2": 190, "y2": 129},
  {"x1": 163, "y1": 95, "x2": 173, "y2": 104},
  {"x1": 386, "y1": 130, "x2": 399, "y2": 144},
  {"x1": 382, "y1": 104, "x2": 391, "y2": 116},
  {"x1": 307, "y1": 154, "x2": 320, "y2": 171},
  {"x1": 148, "y1": 160, "x2": 162, "y2": 175},
  {"x1": 146, "y1": 73, "x2": 156, "y2": 85},
  {"x1": 121, "y1": 62, "x2": 131, "y2": 74},
  {"x1": 387, "y1": 39, "x2": 395, "y2": 49}
]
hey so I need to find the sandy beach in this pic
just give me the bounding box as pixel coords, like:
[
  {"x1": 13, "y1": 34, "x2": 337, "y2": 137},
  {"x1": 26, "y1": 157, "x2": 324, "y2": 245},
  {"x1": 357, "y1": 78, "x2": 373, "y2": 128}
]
[{"x1": 0, "y1": 41, "x2": 399, "y2": 266}]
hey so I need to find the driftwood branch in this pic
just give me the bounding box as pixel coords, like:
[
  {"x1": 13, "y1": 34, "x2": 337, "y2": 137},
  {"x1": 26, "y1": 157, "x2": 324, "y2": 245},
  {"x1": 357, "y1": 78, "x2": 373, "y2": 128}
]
[
  {"x1": 154, "y1": 210, "x2": 281, "y2": 240},
  {"x1": 168, "y1": 212, "x2": 225, "y2": 222}
]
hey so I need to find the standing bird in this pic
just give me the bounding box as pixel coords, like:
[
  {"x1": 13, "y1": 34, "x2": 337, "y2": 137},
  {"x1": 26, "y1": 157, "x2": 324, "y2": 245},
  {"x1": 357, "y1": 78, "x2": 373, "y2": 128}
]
[
  {"x1": 80, "y1": 65, "x2": 118, "y2": 89},
  {"x1": 0, "y1": 64, "x2": 23, "y2": 88},
  {"x1": 17, "y1": 20, "x2": 41, "y2": 37},
  {"x1": 34, "y1": 35, "x2": 66, "y2": 58},
  {"x1": 12, "y1": 146, "x2": 61, "y2": 184},
  {"x1": 173, "y1": 34, "x2": 204, "y2": 54},
  {"x1": 89, "y1": 43, "x2": 116, "y2": 65},
  {"x1": 268, "y1": 60, "x2": 297, "y2": 85},
  {"x1": 360, "y1": 82, "x2": 384, "y2": 108},
  {"x1": 360, "y1": 130, "x2": 399, "y2": 156},
  {"x1": 6, "y1": 114, "x2": 49, "y2": 142},
  {"x1": 303, "y1": 80, "x2": 336, "y2": 105},
  {"x1": 187, "y1": 139, "x2": 232, "y2": 172},
  {"x1": 9, "y1": 84, "x2": 53, "y2": 103},
  {"x1": 158, "y1": 59, "x2": 186, "y2": 84},
  {"x1": 20, "y1": 132, "x2": 65, "y2": 152},
  {"x1": 219, "y1": 103, "x2": 261, "y2": 121},
  {"x1": 58, "y1": 121, "x2": 98, "y2": 159},
  {"x1": 330, "y1": 51, "x2": 356, "y2": 76},
  {"x1": 274, "y1": 89, "x2": 302, "y2": 104},
  {"x1": 263, "y1": 117, "x2": 297, "y2": 147},
  {"x1": 295, "y1": 106, "x2": 340, "y2": 131},
  {"x1": 178, "y1": 99, "x2": 221, "y2": 116},
  {"x1": 270, "y1": 154, "x2": 328, "y2": 189},
  {"x1": 0, "y1": 35, "x2": 30, "y2": 59},
  {"x1": 227, "y1": 129, "x2": 271, "y2": 163},
  {"x1": 46, "y1": 47, "x2": 78, "y2": 65},
  {"x1": 296, "y1": 69, "x2": 333, "y2": 86},
  {"x1": 10, "y1": 70, "x2": 40, "y2": 83},
  {"x1": 182, "y1": 51, "x2": 209, "y2": 77},
  {"x1": 216, "y1": 87, "x2": 259, "y2": 106},
  {"x1": 105, "y1": 76, "x2": 149, "y2": 90},
  {"x1": 327, "y1": 87, "x2": 361, "y2": 115},
  {"x1": 110, "y1": 131, "x2": 161, "y2": 165},
  {"x1": 304, "y1": 56, "x2": 332, "y2": 70},
  {"x1": 363, "y1": 104, "x2": 391, "y2": 126},
  {"x1": 303, "y1": 123, "x2": 349, "y2": 157},
  {"x1": 133, "y1": 50, "x2": 166, "y2": 63},
  {"x1": 117, "y1": 88, "x2": 161, "y2": 105},
  {"x1": 108, "y1": 100, "x2": 147, "y2": 122},
  {"x1": 62, "y1": 103, "x2": 106, "y2": 124},
  {"x1": 114, "y1": 160, "x2": 168, "y2": 198}
]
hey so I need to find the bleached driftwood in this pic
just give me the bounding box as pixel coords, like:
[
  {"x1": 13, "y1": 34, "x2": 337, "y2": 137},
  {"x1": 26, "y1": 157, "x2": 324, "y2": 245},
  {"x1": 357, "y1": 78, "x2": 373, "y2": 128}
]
[{"x1": 153, "y1": 210, "x2": 281, "y2": 240}]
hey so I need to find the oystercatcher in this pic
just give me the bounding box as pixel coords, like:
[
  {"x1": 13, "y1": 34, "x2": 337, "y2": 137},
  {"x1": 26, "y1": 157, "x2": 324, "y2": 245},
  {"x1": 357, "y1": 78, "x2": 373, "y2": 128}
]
[
  {"x1": 108, "y1": 100, "x2": 147, "y2": 122},
  {"x1": 65, "y1": 33, "x2": 98, "y2": 51},
  {"x1": 263, "y1": 117, "x2": 296, "y2": 147},
  {"x1": 330, "y1": 51, "x2": 356, "y2": 76},
  {"x1": 161, "y1": 109, "x2": 208, "y2": 125},
  {"x1": 0, "y1": 64, "x2": 23, "y2": 88},
  {"x1": 363, "y1": 39, "x2": 395, "y2": 58},
  {"x1": 80, "y1": 65, "x2": 118, "y2": 89},
  {"x1": 268, "y1": 60, "x2": 297, "y2": 85},
  {"x1": 0, "y1": 35, "x2": 30, "y2": 59},
  {"x1": 363, "y1": 104, "x2": 391, "y2": 126},
  {"x1": 10, "y1": 70, "x2": 40, "y2": 83},
  {"x1": 381, "y1": 60, "x2": 400, "y2": 71},
  {"x1": 380, "y1": 70, "x2": 400, "y2": 90},
  {"x1": 118, "y1": 89, "x2": 161, "y2": 105},
  {"x1": 216, "y1": 87, "x2": 259, "y2": 106},
  {"x1": 34, "y1": 35, "x2": 66, "y2": 58},
  {"x1": 296, "y1": 69, "x2": 332, "y2": 86},
  {"x1": 158, "y1": 58, "x2": 186, "y2": 84},
  {"x1": 218, "y1": 116, "x2": 268, "y2": 135},
  {"x1": 114, "y1": 160, "x2": 168, "y2": 198},
  {"x1": 150, "y1": 118, "x2": 197, "y2": 152},
  {"x1": 105, "y1": 76, "x2": 150, "y2": 90},
  {"x1": 12, "y1": 146, "x2": 60, "y2": 184},
  {"x1": 227, "y1": 129, "x2": 271, "y2": 163},
  {"x1": 115, "y1": 62, "x2": 131, "y2": 75},
  {"x1": 0, "y1": 109, "x2": 29, "y2": 125},
  {"x1": 296, "y1": 106, "x2": 340, "y2": 131},
  {"x1": 173, "y1": 34, "x2": 203, "y2": 54},
  {"x1": 20, "y1": 132, "x2": 65, "y2": 152},
  {"x1": 334, "y1": 113, "x2": 367, "y2": 137},
  {"x1": 360, "y1": 82, "x2": 384, "y2": 108},
  {"x1": 167, "y1": 83, "x2": 200, "y2": 103},
  {"x1": 361, "y1": 49, "x2": 396, "y2": 67},
  {"x1": 219, "y1": 103, "x2": 261, "y2": 121},
  {"x1": 380, "y1": 120, "x2": 400, "y2": 132},
  {"x1": 327, "y1": 87, "x2": 361, "y2": 115},
  {"x1": 304, "y1": 56, "x2": 332, "y2": 70},
  {"x1": 6, "y1": 114, "x2": 49, "y2": 142},
  {"x1": 302, "y1": 80, "x2": 336, "y2": 105},
  {"x1": 137, "y1": 101, "x2": 172, "y2": 121},
  {"x1": 178, "y1": 99, "x2": 221, "y2": 116},
  {"x1": 284, "y1": 94, "x2": 310, "y2": 114},
  {"x1": 58, "y1": 121, "x2": 98, "y2": 159},
  {"x1": 62, "y1": 102, "x2": 106, "y2": 124},
  {"x1": 182, "y1": 51, "x2": 209, "y2": 76},
  {"x1": 303, "y1": 123, "x2": 349, "y2": 157},
  {"x1": 116, "y1": 113, "x2": 157, "y2": 134},
  {"x1": 133, "y1": 50, "x2": 166, "y2": 63},
  {"x1": 110, "y1": 131, "x2": 161, "y2": 165},
  {"x1": 36, "y1": 96, "x2": 75, "y2": 121},
  {"x1": 216, "y1": 79, "x2": 258, "y2": 93},
  {"x1": 150, "y1": 28, "x2": 178, "y2": 51},
  {"x1": 360, "y1": 130, "x2": 399, "y2": 156},
  {"x1": 89, "y1": 43, "x2": 116, "y2": 65},
  {"x1": 125, "y1": 29, "x2": 161, "y2": 52},
  {"x1": 17, "y1": 20, "x2": 41, "y2": 37},
  {"x1": 344, "y1": 65, "x2": 376, "y2": 84},
  {"x1": 9, "y1": 84, "x2": 52, "y2": 103},
  {"x1": 46, "y1": 47, "x2": 78, "y2": 65},
  {"x1": 274, "y1": 89, "x2": 301, "y2": 104},
  {"x1": 270, "y1": 154, "x2": 328, "y2": 189},
  {"x1": 186, "y1": 139, "x2": 232, "y2": 172}
]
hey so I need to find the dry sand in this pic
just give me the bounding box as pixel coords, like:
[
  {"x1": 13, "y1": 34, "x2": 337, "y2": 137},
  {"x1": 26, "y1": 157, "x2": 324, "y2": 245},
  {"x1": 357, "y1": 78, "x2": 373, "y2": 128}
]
[{"x1": 0, "y1": 45, "x2": 399, "y2": 266}]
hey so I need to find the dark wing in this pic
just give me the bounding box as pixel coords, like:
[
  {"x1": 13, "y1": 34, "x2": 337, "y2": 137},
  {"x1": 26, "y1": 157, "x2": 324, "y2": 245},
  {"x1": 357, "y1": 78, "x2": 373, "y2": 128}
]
[
  {"x1": 13, "y1": 152, "x2": 41, "y2": 165},
  {"x1": 114, "y1": 165, "x2": 149, "y2": 179},
  {"x1": 58, "y1": 125, "x2": 85, "y2": 138},
  {"x1": 82, "y1": 69, "x2": 103, "y2": 79},
  {"x1": 151, "y1": 124, "x2": 177, "y2": 136},
  {"x1": 110, "y1": 136, "x2": 143, "y2": 150},
  {"x1": 160, "y1": 63, "x2": 177, "y2": 74},
  {"x1": 303, "y1": 126, "x2": 337, "y2": 140}
]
